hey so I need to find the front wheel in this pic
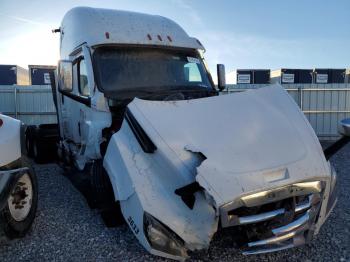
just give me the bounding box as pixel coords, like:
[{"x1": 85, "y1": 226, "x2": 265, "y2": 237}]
[
  {"x1": 90, "y1": 160, "x2": 124, "y2": 227},
  {"x1": 0, "y1": 168, "x2": 38, "y2": 238}
]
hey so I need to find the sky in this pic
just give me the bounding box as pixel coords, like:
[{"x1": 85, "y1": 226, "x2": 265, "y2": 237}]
[{"x1": 1, "y1": 0, "x2": 350, "y2": 80}]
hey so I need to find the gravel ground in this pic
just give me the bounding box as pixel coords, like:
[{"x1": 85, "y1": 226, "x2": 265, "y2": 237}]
[{"x1": 0, "y1": 143, "x2": 349, "y2": 261}]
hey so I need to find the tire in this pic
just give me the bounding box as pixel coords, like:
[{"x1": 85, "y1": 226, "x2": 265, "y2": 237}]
[
  {"x1": 0, "y1": 166, "x2": 38, "y2": 239},
  {"x1": 90, "y1": 160, "x2": 111, "y2": 206},
  {"x1": 90, "y1": 160, "x2": 124, "y2": 227},
  {"x1": 32, "y1": 137, "x2": 45, "y2": 164},
  {"x1": 25, "y1": 126, "x2": 35, "y2": 158},
  {"x1": 29, "y1": 125, "x2": 58, "y2": 164}
]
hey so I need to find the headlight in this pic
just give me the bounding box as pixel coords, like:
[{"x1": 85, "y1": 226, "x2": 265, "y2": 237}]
[{"x1": 143, "y1": 212, "x2": 187, "y2": 257}]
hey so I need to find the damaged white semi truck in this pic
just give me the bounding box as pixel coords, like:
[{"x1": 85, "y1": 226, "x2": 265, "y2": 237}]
[{"x1": 26, "y1": 7, "x2": 349, "y2": 260}]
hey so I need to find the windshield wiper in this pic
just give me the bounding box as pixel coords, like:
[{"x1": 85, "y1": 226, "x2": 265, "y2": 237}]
[
  {"x1": 136, "y1": 88, "x2": 218, "y2": 101},
  {"x1": 104, "y1": 85, "x2": 217, "y2": 101},
  {"x1": 165, "y1": 87, "x2": 218, "y2": 96}
]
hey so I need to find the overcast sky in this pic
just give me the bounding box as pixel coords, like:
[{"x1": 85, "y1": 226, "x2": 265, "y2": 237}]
[{"x1": 1, "y1": 0, "x2": 350, "y2": 77}]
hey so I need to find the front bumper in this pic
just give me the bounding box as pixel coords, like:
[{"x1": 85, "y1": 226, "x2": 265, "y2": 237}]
[
  {"x1": 143, "y1": 179, "x2": 337, "y2": 260},
  {"x1": 0, "y1": 158, "x2": 28, "y2": 211},
  {"x1": 216, "y1": 180, "x2": 335, "y2": 255}
]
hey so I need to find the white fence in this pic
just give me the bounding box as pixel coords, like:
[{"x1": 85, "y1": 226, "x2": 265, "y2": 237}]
[
  {"x1": 1, "y1": 84, "x2": 350, "y2": 140},
  {"x1": 0, "y1": 85, "x2": 56, "y2": 125}
]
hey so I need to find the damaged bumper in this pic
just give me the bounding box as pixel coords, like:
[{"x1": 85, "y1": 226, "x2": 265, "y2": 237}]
[
  {"x1": 216, "y1": 179, "x2": 336, "y2": 255},
  {"x1": 140, "y1": 179, "x2": 336, "y2": 259}
]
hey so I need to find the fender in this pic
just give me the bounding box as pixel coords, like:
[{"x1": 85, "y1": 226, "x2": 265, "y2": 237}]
[
  {"x1": 103, "y1": 117, "x2": 218, "y2": 259},
  {"x1": 103, "y1": 124, "x2": 135, "y2": 202}
]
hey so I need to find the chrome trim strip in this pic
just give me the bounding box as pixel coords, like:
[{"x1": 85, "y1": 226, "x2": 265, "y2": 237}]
[
  {"x1": 238, "y1": 208, "x2": 285, "y2": 225},
  {"x1": 240, "y1": 181, "x2": 322, "y2": 207},
  {"x1": 295, "y1": 195, "x2": 312, "y2": 212},
  {"x1": 272, "y1": 212, "x2": 310, "y2": 236},
  {"x1": 248, "y1": 231, "x2": 297, "y2": 247},
  {"x1": 243, "y1": 243, "x2": 294, "y2": 255},
  {"x1": 221, "y1": 181, "x2": 323, "y2": 214}
]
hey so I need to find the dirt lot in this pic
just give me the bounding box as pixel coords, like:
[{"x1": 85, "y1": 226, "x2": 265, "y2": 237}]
[{"x1": 0, "y1": 144, "x2": 349, "y2": 261}]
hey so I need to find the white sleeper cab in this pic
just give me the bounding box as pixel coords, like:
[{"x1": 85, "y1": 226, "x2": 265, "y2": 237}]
[{"x1": 25, "y1": 7, "x2": 348, "y2": 260}]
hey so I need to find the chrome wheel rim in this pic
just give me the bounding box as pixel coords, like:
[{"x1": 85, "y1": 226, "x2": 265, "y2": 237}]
[{"x1": 8, "y1": 174, "x2": 33, "y2": 222}]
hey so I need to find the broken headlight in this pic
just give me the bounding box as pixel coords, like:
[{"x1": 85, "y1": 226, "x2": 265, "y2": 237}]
[{"x1": 143, "y1": 212, "x2": 187, "y2": 257}]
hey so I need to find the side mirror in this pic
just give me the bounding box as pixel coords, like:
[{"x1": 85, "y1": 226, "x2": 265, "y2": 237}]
[
  {"x1": 217, "y1": 64, "x2": 226, "y2": 91},
  {"x1": 324, "y1": 118, "x2": 350, "y2": 160},
  {"x1": 339, "y1": 118, "x2": 350, "y2": 137},
  {"x1": 58, "y1": 60, "x2": 73, "y2": 92}
]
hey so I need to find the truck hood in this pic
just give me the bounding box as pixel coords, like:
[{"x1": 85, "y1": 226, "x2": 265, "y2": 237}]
[{"x1": 127, "y1": 85, "x2": 329, "y2": 206}]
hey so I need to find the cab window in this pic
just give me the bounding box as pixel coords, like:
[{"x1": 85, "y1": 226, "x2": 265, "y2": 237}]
[
  {"x1": 184, "y1": 62, "x2": 202, "y2": 82},
  {"x1": 78, "y1": 59, "x2": 90, "y2": 96}
]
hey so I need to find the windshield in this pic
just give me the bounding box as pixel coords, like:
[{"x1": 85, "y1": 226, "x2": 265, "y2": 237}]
[{"x1": 93, "y1": 47, "x2": 214, "y2": 100}]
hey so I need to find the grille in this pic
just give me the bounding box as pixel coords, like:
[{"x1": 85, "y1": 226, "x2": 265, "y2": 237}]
[{"x1": 219, "y1": 181, "x2": 324, "y2": 255}]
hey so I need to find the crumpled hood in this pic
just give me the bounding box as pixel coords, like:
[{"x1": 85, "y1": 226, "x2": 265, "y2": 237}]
[{"x1": 127, "y1": 85, "x2": 329, "y2": 206}]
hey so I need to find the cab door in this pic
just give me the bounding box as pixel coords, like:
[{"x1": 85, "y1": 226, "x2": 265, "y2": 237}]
[
  {"x1": 69, "y1": 53, "x2": 92, "y2": 145},
  {"x1": 57, "y1": 46, "x2": 93, "y2": 150}
]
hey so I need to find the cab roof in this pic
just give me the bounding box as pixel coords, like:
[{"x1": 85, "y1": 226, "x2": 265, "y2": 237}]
[{"x1": 60, "y1": 7, "x2": 204, "y2": 58}]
